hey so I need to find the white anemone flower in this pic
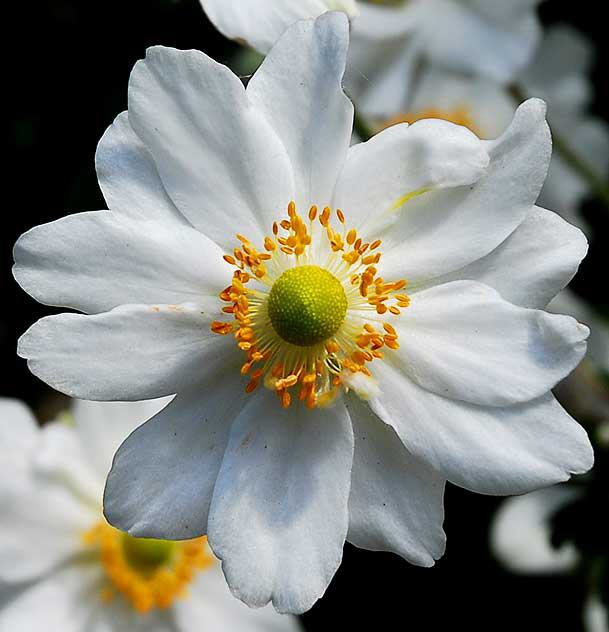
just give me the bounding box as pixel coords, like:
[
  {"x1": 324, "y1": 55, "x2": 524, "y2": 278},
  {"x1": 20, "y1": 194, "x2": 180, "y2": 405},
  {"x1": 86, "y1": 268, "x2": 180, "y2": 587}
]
[
  {"x1": 198, "y1": 1, "x2": 542, "y2": 87},
  {"x1": 0, "y1": 398, "x2": 302, "y2": 632},
  {"x1": 14, "y1": 13, "x2": 594, "y2": 614}
]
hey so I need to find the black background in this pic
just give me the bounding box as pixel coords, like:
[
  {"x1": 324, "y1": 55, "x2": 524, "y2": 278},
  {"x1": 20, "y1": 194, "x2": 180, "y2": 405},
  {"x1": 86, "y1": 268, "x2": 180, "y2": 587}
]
[{"x1": 4, "y1": 1, "x2": 608, "y2": 630}]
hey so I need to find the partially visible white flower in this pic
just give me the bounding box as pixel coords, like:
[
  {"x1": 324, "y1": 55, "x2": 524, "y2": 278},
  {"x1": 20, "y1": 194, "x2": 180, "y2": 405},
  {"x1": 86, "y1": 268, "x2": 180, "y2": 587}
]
[
  {"x1": 199, "y1": 0, "x2": 359, "y2": 53},
  {"x1": 198, "y1": 0, "x2": 541, "y2": 91},
  {"x1": 0, "y1": 397, "x2": 302, "y2": 632},
  {"x1": 356, "y1": 25, "x2": 609, "y2": 234},
  {"x1": 13, "y1": 14, "x2": 593, "y2": 615},
  {"x1": 490, "y1": 484, "x2": 581, "y2": 574}
]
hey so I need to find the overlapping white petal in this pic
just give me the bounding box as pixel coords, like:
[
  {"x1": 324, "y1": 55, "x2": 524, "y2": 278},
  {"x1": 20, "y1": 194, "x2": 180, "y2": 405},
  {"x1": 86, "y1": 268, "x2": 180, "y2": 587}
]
[
  {"x1": 127, "y1": 46, "x2": 294, "y2": 249},
  {"x1": 247, "y1": 12, "x2": 353, "y2": 209},
  {"x1": 13, "y1": 211, "x2": 230, "y2": 314},
  {"x1": 370, "y1": 363, "x2": 594, "y2": 495},
  {"x1": 18, "y1": 303, "x2": 232, "y2": 400},
  {"x1": 377, "y1": 99, "x2": 551, "y2": 283},
  {"x1": 104, "y1": 371, "x2": 247, "y2": 540},
  {"x1": 433, "y1": 206, "x2": 588, "y2": 310},
  {"x1": 392, "y1": 280, "x2": 588, "y2": 406},
  {"x1": 346, "y1": 395, "x2": 446, "y2": 566},
  {"x1": 207, "y1": 391, "x2": 353, "y2": 614}
]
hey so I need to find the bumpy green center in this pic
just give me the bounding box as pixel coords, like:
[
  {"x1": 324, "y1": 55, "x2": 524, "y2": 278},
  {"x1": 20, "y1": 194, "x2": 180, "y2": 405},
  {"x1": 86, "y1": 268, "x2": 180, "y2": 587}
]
[
  {"x1": 121, "y1": 533, "x2": 177, "y2": 575},
  {"x1": 268, "y1": 265, "x2": 348, "y2": 347}
]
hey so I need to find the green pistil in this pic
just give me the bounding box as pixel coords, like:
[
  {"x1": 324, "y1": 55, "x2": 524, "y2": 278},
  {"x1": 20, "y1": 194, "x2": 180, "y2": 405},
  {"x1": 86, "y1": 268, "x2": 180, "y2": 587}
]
[
  {"x1": 121, "y1": 533, "x2": 177, "y2": 575},
  {"x1": 268, "y1": 265, "x2": 348, "y2": 347}
]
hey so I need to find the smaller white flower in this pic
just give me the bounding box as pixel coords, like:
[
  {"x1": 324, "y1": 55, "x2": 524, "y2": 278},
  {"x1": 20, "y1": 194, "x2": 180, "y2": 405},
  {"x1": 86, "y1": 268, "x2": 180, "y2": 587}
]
[
  {"x1": 585, "y1": 596, "x2": 609, "y2": 632},
  {"x1": 0, "y1": 398, "x2": 302, "y2": 632}
]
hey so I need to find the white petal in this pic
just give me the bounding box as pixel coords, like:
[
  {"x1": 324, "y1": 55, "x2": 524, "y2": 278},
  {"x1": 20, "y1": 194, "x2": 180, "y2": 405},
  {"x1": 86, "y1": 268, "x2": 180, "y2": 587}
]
[
  {"x1": 370, "y1": 363, "x2": 594, "y2": 495},
  {"x1": 95, "y1": 112, "x2": 187, "y2": 224},
  {"x1": 104, "y1": 373, "x2": 247, "y2": 540},
  {"x1": 18, "y1": 303, "x2": 233, "y2": 400},
  {"x1": 395, "y1": 281, "x2": 588, "y2": 406},
  {"x1": 430, "y1": 206, "x2": 588, "y2": 309},
  {"x1": 379, "y1": 99, "x2": 552, "y2": 283},
  {"x1": 127, "y1": 46, "x2": 294, "y2": 249},
  {"x1": 247, "y1": 12, "x2": 353, "y2": 208},
  {"x1": 0, "y1": 398, "x2": 38, "y2": 456},
  {"x1": 175, "y1": 563, "x2": 304, "y2": 632},
  {"x1": 199, "y1": 0, "x2": 356, "y2": 54},
  {"x1": 334, "y1": 117, "x2": 489, "y2": 227},
  {"x1": 71, "y1": 398, "x2": 172, "y2": 482},
  {"x1": 13, "y1": 211, "x2": 231, "y2": 314},
  {"x1": 0, "y1": 565, "x2": 101, "y2": 632},
  {"x1": 418, "y1": 0, "x2": 541, "y2": 83},
  {"x1": 208, "y1": 391, "x2": 353, "y2": 614},
  {"x1": 346, "y1": 395, "x2": 446, "y2": 566},
  {"x1": 490, "y1": 485, "x2": 581, "y2": 573}
]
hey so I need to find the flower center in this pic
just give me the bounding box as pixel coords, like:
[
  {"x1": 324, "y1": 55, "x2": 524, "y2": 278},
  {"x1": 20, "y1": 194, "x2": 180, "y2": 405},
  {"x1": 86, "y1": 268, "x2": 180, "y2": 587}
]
[
  {"x1": 211, "y1": 202, "x2": 410, "y2": 409},
  {"x1": 268, "y1": 265, "x2": 348, "y2": 346},
  {"x1": 83, "y1": 522, "x2": 213, "y2": 614}
]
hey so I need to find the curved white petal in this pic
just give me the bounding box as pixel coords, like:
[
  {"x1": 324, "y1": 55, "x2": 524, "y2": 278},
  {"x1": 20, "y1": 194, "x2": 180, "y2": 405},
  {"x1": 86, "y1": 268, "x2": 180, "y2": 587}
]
[
  {"x1": 247, "y1": 12, "x2": 353, "y2": 209},
  {"x1": 127, "y1": 46, "x2": 294, "y2": 249},
  {"x1": 584, "y1": 596, "x2": 609, "y2": 632},
  {"x1": 104, "y1": 371, "x2": 247, "y2": 540},
  {"x1": 334, "y1": 117, "x2": 489, "y2": 228},
  {"x1": 175, "y1": 563, "x2": 303, "y2": 632},
  {"x1": 95, "y1": 112, "x2": 188, "y2": 225},
  {"x1": 346, "y1": 394, "x2": 446, "y2": 566},
  {"x1": 199, "y1": 0, "x2": 357, "y2": 54},
  {"x1": 490, "y1": 485, "x2": 581, "y2": 573},
  {"x1": 394, "y1": 281, "x2": 588, "y2": 407},
  {"x1": 429, "y1": 206, "x2": 588, "y2": 309},
  {"x1": 379, "y1": 99, "x2": 552, "y2": 283},
  {"x1": 0, "y1": 398, "x2": 38, "y2": 456},
  {"x1": 13, "y1": 211, "x2": 231, "y2": 314},
  {"x1": 18, "y1": 303, "x2": 233, "y2": 401},
  {"x1": 208, "y1": 391, "x2": 353, "y2": 614},
  {"x1": 72, "y1": 398, "x2": 173, "y2": 482},
  {"x1": 0, "y1": 565, "x2": 101, "y2": 632},
  {"x1": 370, "y1": 363, "x2": 594, "y2": 495}
]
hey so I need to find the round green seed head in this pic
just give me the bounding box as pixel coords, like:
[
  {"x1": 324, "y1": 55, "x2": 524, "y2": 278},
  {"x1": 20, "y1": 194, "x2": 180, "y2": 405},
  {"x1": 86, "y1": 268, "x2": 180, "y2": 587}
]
[
  {"x1": 268, "y1": 265, "x2": 348, "y2": 347},
  {"x1": 121, "y1": 533, "x2": 177, "y2": 575}
]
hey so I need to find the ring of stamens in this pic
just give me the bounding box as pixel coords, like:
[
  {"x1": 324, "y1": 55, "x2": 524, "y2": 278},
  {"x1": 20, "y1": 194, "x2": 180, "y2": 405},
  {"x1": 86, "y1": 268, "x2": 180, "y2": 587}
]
[
  {"x1": 83, "y1": 522, "x2": 213, "y2": 614},
  {"x1": 211, "y1": 201, "x2": 410, "y2": 409}
]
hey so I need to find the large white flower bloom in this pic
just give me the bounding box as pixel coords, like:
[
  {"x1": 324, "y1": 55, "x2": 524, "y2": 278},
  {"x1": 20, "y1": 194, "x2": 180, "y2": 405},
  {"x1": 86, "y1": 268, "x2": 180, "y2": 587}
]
[
  {"x1": 14, "y1": 13, "x2": 593, "y2": 614},
  {"x1": 198, "y1": 0, "x2": 542, "y2": 88},
  {"x1": 0, "y1": 398, "x2": 301, "y2": 632}
]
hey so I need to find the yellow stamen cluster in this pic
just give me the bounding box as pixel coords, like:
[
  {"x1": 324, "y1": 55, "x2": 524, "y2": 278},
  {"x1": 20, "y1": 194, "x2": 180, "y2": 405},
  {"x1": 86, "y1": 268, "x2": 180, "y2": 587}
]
[
  {"x1": 83, "y1": 522, "x2": 213, "y2": 614},
  {"x1": 211, "y1": 202, "x2": 410, "y2": 409}
]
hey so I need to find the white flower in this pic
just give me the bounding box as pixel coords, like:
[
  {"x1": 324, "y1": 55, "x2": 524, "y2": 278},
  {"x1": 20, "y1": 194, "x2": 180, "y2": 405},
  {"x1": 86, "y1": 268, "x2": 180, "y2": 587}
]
[
  {"x1": 199, "y1": 0, "x2": 541, "y2": 90},
  {"x1": 0, "y1": 398, "x2": 302, "y2": 632},
  {"x1": 14, "y1": 14, "x2": 593, "y2": 614},
  {"x1": 585, "y1": 596, "x2": 609, "y2": 632}
]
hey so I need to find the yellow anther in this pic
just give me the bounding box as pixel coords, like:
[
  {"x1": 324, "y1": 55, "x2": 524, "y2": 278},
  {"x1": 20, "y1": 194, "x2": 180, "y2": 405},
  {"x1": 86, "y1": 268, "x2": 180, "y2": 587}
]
[
  {"x1": 264, "y1": 237, "x2": 276, "y2": 251},
  {"x1": 389, "y1": 306, "x2": 401, "y2": 315},
  {"x1": 336, "y1": 209, "x2": 345, "y2": 223},
  {"x1": 223, "y1": 255, "x2": 236, "y2": 265},
  {"x1": 383, "y1": 323, "x2": 396, "y2": 335},
  {"x1": 288, "y1": 201, "x2": 296, "y2": 217},
  {"x1": 309, "y1": 205, "x2": 318, "y2": 221}
]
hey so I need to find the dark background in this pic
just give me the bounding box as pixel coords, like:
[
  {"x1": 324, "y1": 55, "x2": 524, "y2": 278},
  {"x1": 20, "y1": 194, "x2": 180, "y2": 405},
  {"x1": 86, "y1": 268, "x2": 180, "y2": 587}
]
[{"x1": 4, "y1": 1, "x2": 608, "y2": 630}]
